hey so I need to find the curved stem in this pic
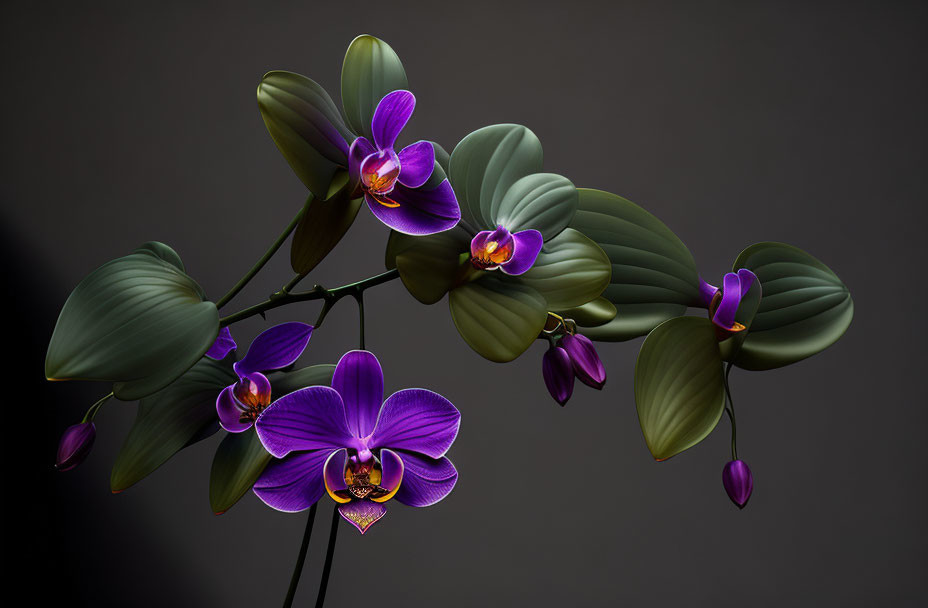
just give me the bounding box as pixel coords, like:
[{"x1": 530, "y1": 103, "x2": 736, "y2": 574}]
[
  {"x1": 281, "y1": 503, "x2": 317, "y2": 608},
  {"x1": 81, "y1": 392, "x2": 114, "y2": 423},
  {"x1": 314, "y1": 506, "x2": 340, "y2": 608},
  {"x1": 219, "y1": 269, "x2": 399, "y2": 327},
  {"x1": 722, "y1": 362, "x2": 738, "y2": 460},
  {"x1": 215, "y1": 202, "x2": 307, "y2": 310}
]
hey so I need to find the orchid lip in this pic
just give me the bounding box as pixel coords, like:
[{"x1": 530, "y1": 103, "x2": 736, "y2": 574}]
[{"x1": 361, "y1": 149, "x2": 401, "y2": 196}]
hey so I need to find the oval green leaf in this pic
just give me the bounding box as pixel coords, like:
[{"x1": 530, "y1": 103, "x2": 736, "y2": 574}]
[
  {"x1": 111, "y1": 355, "x2": 236, "y2": 492},
  {"x1": 557, "y1": 297, "x2": 618, "y2": 327},
  {"x1": 209, "y1": 430, "x2": 271, "y2": 515},
  {"x1": 731, "y1": 242, "x2": 853, "y2": 370},
  {"x1": 449, "y1": 124, "x2": 543, "y2": 231},
  {"x1": 45, "y1": 244, "x2": 219, "y2": 401},
  {"x1": 449, "y1": 274, "x2": 547, "y2": 362},
  {"x1": 258, "y1": 71, "x2": 355, "y2": 199},
  {"x1": 395, "y1": 228, "x2": 472, "y2": 304},
  {"x1": 290, "y1": 191, "x2": 363, "y2": 274},
  {"x1": 635, "y1": 316, "x2": 726, "y2": 461},
  {"x1": 340, "y1": 35, "x2": 408, "y2": 140},
  {"x1": 517, "y1": 228, "x2": 611, "y2": 309},
  {"x1": 569, "y1": 188, "x2": 700, "y2": 341},
  {"x1": 494, "y1": 173, "x2": 577, "y2": 240}
]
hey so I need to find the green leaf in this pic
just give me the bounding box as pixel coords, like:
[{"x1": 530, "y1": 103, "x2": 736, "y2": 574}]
[
  {"x1": 432, "y1": 141, "x2": 451, "y2": 175},
  {"x1": 135, "y1": 241, "x2": 185, "y2": 272},
  {"x1": 569, "y1": 188, "x2": 700, "y2": 342},
  {"x1": 449, "y1": 124, "x2": 543, "y2": 230},
  {"x1": 257, "y1": 71, "x2": 355, "y2": 199},
  {"x1": 395, "y1": 228, "x2": 472, "y2": 304},
  {"x1": 494, "y1": 173, "x2": 577, "y2": 240},
  {"x1": 557, "y1": 297, "x2": 617, "y2": 327},
  {"x1": 269, "y1": 364, "x2": 336, "y2": 396},
  {"x1": 111, "y1": 356, "x2": 236, "y2": 492},
  {"x1": 635, "y1": 317, "x2": 726, "y2": 461},
  {"x1": 290, "y1": 191, "x2": 363, "y2": 275},
  {"x1": 209, "y1": 430, "x2": 271, "y2": 515},
  {"x1": 449, "y1": 274, "x2": 547, "y2": 362},
  {"x1": 341, "y1": 34, "x2": 408, "y2": 139},
  {"x1": 516, "y1": 228, "x2": 611, "y2": 309},
  {"x1": 731, "y1": 242, "x2": 853, "y2": 370},
  {"x1": 45, "y1": 244, "x2": 219, "y2": 401}
]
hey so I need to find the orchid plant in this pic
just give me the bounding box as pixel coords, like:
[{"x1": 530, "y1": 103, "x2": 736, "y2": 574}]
[{"x1": 45, "y1": 34, "x2": 854, "y2": 607}]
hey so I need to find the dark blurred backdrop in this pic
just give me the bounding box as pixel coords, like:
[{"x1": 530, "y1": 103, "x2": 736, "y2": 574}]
[{"x1": 4, "y1": 1, "x2": 926, "y2": 606}]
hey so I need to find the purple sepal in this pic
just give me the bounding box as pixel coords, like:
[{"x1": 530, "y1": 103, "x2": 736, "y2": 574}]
[
  {"x1": 333, "y1": 350, "x2": 384, "y2": 439},
  {"x1": 542, "y1": 346, "x2": 574, "y2": 406},
  {"x1": 234, "y1": 322, "x2": 313, "y2": 376},
  {"x1": 206, "y1": 327, "x2": 236, "y2": 360},
  {"x1": 394, "y1": 451, "x2": 458, "y2": 507},
  {"x1": 338, "y1": 499, "x2": 388, "y2": 534},
  {"x1": 371, "y1": 90, "x2": 415, "y2": 150},
  {"x1": 397, "y1": 140, "x2": 436, "y2": 188},
  {"x1": 501, "y1": 229, "x2": 543, "y2": 276},
  {"x1": 253, "y1": 448, "x2": 336, "y2": 513},
  {"x1": 55, "y1": 422, "x2": 96, "y2": 471},
  {"x1": 559, "y1": 333, "x2": 606, "y2": 389},
  {"x1": 255, "y1": 386, "x2": 354, "y2": 458},
  {"x1": 369, "y1": 388, "x2": 461, "y2": 459},
  {"x1": 366, "y1": 179, "x2": 460, "y2": 236},
  {"x1": 737, "y1": 268, "x2": 757, "y2": 297},
  {"x1": 697, "y1": 278, "x2": 718, "y2": 308},
  {"x1": 712, "y1": 273, "x2": 743, "y2": 330},
  {"x1": 722, "y1": 459, "x2": 753, "y2": 509}
]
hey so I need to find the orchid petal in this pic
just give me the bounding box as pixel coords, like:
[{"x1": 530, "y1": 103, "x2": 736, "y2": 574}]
[
  {"x1": 206, "y1": 327, "x2": 236, "y2": 360},
  {"x1": 367, "y1": 180, "x2": 460, "y2": 236},
  {"x1": 397, "y1": 141, "x2": 435, "y2": 188},
  {"x1": 712, "y1": 272, "x2": 743, "y2": 330},
  {"x1": 371, "y1": 90, "x2": 415, "y2": 150},
  {"x1": 697, "y1": 278, "x2": 719, "y2": 308},
  {"x1": 234, "y1": 322, "x2": 313, "y2": 376},
  {"x1": 332, "y1": 350, "x2": 384, "y2": 439},
  {"x1": 253, "y1": 448, "x2": 336, "y2": 513},
  {"x1": 394, "y1": 451, "x2": 458, "y2": 507},
  {"x1": 369, "y1": 389, "x2": 460, "y2": 458},
  {"x1": 255, "y1": 386, "x2": 354, "y2": 458},
  {"x1": 560, "y1": 333, "x2": 606, "y2": 389},
  {"x1": 501, "y1": 229, "x2": 543, "y2": 276}
]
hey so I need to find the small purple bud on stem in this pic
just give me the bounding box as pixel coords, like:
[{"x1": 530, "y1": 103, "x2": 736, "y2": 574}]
[
  {"x1": 542, "y1": 346, "x2": 575, "y2": 406},
  {"x1": 56, "y1": 422, "x2": 96, "y2": 471},
  {"x1": 722, "y1": 459, "x2": 753, "y2": 509},
  {"x1": 559, "y1": 333, "x2": 606, "y2": 390}
]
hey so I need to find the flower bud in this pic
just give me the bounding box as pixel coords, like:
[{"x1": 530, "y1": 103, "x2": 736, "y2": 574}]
[
  {"x1": 722, "y1": 459, "x2": 753, "y2": 509},
  {"x1": 542, "y1": 346, "x2": 574, "y2": 406},
  {"x1": 559, "y1": 333, "x2": 606, "y2": 390},
  {"x1": 56, "y1": 422, "x2": 96, "y2": 471}
]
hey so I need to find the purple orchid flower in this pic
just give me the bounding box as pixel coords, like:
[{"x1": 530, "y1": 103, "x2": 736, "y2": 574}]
[
  {"x1": 253, "y1": 350, "x2": 460, "y2": 534},
  {"x1": 214, "y1": 322, "x2": 313, "y2": 433},
  {"x1": 348, "y1": 90, "x2": 460, "y2": 236},
  {"x1": 722, "y1": 459, "x2": 753, "y2": 509},
  {"x1": 698, "y1": 269, "x2": 758, "y2": 336},
  {"x1": 542, "y1": 332, "x2": 607, "y2": 405},
  {"x1": 206, "y1": 326, "x2": 237, "y2": 360},
  {"x1": 470, "y1": 225, "x2": 543, "y2": 276}
]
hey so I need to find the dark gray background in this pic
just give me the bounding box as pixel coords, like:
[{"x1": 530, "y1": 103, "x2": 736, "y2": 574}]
[{"x1": 5, "y1": 1, "x2": 926, "y2": 606}]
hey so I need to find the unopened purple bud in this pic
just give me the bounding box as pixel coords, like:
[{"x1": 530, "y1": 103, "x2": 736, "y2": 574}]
[
  {"x1": 722, "y1": 459, "x2": 753, "y2": 509},
  {"x1": 542, "y1": 346, "x2": 574, "y2": 406},
  {"x1": 559, "y1": 333, "x2": 606, "y2": 390},
  {"x1": 56, "y1": 422, "x2": 96, "y2": 471}
]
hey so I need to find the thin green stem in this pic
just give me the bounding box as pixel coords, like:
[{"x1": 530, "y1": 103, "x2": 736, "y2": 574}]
[
  {"x1": 282, "y1": 272, "x2": 308, "y2": 294},
  {"x1": 314, "y1": 506, "x2": 340, "y2": 608},
  {"x1": 81, "y1": 392, "x2": 114, "y2": 423},
  {"x1": 356, "y1": 291, "x2": 365, "y2": 350},
  {"x1": 281, "y1": 503, "x2": 317, "y2": 608},
  {"x1": 722, "y1": 362, "x2": 738, "y2": 460},
  {"x1": 219, "y1": 269, "x2": 399, "y2": 328},
  {"x1": 215, "y1": 203, "x2": 307, "y2": 310}
]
